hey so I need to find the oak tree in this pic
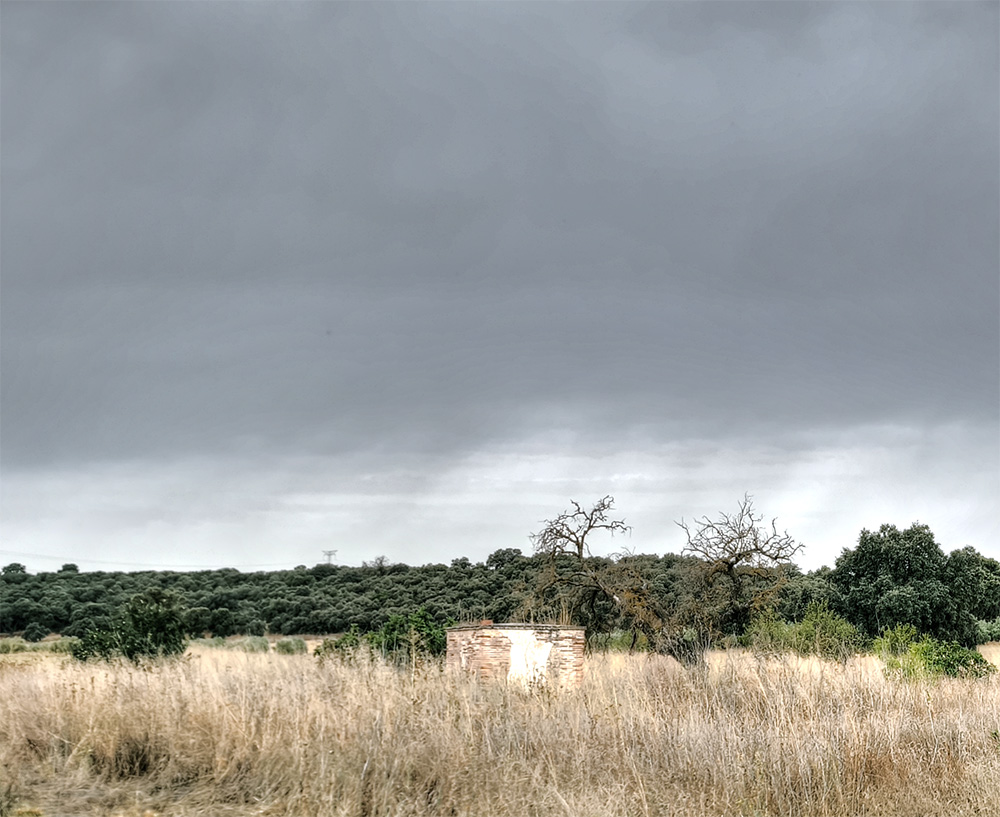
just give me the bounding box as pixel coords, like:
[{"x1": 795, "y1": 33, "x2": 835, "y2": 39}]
[{"x1": 676, "y1": 494, "x2": 803, "y2": 639}]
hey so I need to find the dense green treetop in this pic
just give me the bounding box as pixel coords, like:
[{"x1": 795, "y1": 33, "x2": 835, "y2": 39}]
[
  {"x1": 2, "y1": 521, "x2": 996, "y2": 647},
  {"x1": 829, "y1": 524, "x2": 997, "y2": 646}
]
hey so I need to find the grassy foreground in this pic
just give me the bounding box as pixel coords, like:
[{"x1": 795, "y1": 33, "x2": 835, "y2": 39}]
[{"x1": 1, "y1": 645, "x2": 998, "y2": 817}]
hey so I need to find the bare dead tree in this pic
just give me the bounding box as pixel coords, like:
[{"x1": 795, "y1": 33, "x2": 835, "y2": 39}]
[
  {"x1": 674, "y1": 494, "x2": 803, "y2": 638},
  {"x1": 530, "y1": 495, "x2": 630, "y2": 560},
  {"x1": 526, "y1": 497, "x2": 652, "y2": 635},
  {"x1": 677, "y1": 493, "x2": 802, "y2": 576}
]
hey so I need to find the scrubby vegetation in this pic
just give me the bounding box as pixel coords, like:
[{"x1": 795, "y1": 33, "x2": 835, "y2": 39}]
[
  {"x1": 69, "y1": 589, "x2": 186, "y2": 662},
  {"x1": 0, "y1": 636, "x2": 79, "y2": 655},
  {"x1": 275, "y1": 636, "x2": 307, "y2": 655},
  {"x1": 190, "y1": 635, "x2": 271, "y2": 653},
  {"x1": 875, "y1": 623, "x2": 996, "y2": 680},
  {"x1": 315, "y1": 607, "x2": 449, "y2": 665},
  {"x1": 744, "y1": 601, "x2": 866, "y2": 661}
]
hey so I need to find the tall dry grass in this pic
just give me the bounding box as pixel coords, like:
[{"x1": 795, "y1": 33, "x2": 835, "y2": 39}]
[{"x1": 1, "y1": 645, "x2": 998, "y2": 817}]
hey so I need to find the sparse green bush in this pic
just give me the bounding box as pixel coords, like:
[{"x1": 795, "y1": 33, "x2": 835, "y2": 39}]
[
  {"x1": 188, "y1": 636, "x2": 229, "y2": 649},
  {"x1": 795, "y1": 602, "x2": 866, "y2": 660},
  {"x1": 315, "y1": 626, "x2": 363, "y2": 663},
  {"x1": 745, "y1": 603, "x2": 863, "y2": 661},
  {"x1": 313, "y1": 637, "x2": 339, "y2": 662},
  {"x1": 48, "y1": 637, "x2": 80, "y2": 654},
  {"x1": 743, "y1": 609, "x2": 790, "y2": 654},
  {"x1": 873, "y1": 623, "x2": 919, "y2": 657},
  {"x1": 275, "y1": 637, "x2": 307, "y2": 655},
  {"x1": 229, "y1": 636, "x2": 270, "y2": 653},
  {"x1": 0, "y1": 638, "x2": 27, "y2": 654},
  {"x1": 655, "y1": 627, "x2": 714, "y2": 668},
  {"x1": 587, "y1": 629, "x2": 651, "y2": 652},
  {"x1": 315, "y1": 611, "x2": 449, "y2": 666},
  {"x1": 876, "y1": 625, "x2": 995, "y2": 679}
]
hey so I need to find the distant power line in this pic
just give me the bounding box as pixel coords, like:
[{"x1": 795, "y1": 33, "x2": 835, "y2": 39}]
[{"x1": 0, "y1": 549, "x2": 299, "y2": 571}]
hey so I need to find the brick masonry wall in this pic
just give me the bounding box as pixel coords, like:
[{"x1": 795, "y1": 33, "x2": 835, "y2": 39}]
[{"x1": 446, "y1": 624, "x2": 585, "y2": 689}]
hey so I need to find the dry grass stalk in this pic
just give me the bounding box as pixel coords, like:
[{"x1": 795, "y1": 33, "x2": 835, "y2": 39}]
[{"x1": 0, "y1": 645, "x2": 997, "y2": 816}]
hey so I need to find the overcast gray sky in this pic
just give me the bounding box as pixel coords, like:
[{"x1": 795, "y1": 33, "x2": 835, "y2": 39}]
[{"x1": 2, "y1": 1, "x2": 997, "y2": 573}]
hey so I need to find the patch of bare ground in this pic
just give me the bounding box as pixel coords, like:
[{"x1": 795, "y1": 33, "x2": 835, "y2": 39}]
[
  {"x1": 1, "y1": 647, "x2": 998, "y2": 816},
  {"x1": 979, "y1": 641, "x2": 1000, "y2": 668}
]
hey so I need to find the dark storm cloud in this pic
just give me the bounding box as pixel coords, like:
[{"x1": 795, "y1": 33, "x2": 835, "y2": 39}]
[{"x1": 2, "y1": 1, "x2": 997, "y2": 470}]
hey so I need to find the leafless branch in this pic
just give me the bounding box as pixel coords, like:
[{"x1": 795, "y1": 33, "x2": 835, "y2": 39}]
[
  {"x1": 676, "y1": 494, "x2": 802, "y2": 573},
  {"x1": 530, "y1": 495, "x2": 630, "y2": 560}
]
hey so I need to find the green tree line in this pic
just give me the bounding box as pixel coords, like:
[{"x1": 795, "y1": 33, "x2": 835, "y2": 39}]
[{"x1": 3, "y1": 509, "x2": 999, "y2": 650}]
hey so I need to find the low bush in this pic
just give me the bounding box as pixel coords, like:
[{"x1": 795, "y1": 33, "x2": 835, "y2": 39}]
[
  {"x1": 47, "y1": 637, "x2": 80, "y2": 654},
  {"x1": 313, "y1": 637, "x2": 338, "y2": 662},
  {"x1": 229, "y1": 636, "x2": 270, "y2": 653},
  {"x1": 976, "y1": 617, "x2": 1000, "y2": 644},
  {"x1": 587, "y1": 629, "x2": 651, "y2": 652},
  {"x1": 0, "y1": 638, "x2": 27, "y2": 654},
  {"x1": 22, "y1": 623, "x2": 48, "y2": 643},
  {"x1": 745, "y1": 602, "x2": 863, "y2": 661},
  {"x1": 275, "y1": 637, "x2": 307, "y2": 655},
  {"x1": 876, "y1": 624, "x2": 995, "y2": 679},
  {"x1": 873, "y1": 623, "x2": 919, "y2": 657},
  {"x1": 189, "y1": 637, "x2": 226, "y2": 649},
  {"x1": 190, "y1": 636, "x2": 271, "y2": 652},
  {"x1": 314, "y1": 626, "x2": 362, "y2": 663},
  {"x1": 315, "y1": 610, "x2": 450, "y2": 665}
]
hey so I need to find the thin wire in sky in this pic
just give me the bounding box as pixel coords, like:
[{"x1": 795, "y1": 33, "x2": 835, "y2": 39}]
[{"x1": 0, "y1": 549, "x2": 299, "y2": 571}]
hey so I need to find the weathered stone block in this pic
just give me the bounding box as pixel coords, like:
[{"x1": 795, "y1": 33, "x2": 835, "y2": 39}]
[{"x1": 446, "y1": 623, "x2": 585, "y2": 689}]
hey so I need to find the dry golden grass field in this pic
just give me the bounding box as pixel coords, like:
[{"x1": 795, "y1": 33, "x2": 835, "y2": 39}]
[{"x1": 1, "y1": 643, "x2": 998, "y2": 817}]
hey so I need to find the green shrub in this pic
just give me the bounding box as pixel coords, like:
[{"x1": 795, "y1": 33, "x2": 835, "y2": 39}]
[
  {"x1": 315, "y1": 626, "x2": 363, "y2": 663},
  {"x1": 188, "y1": 636, "x2": 231, "y2": 649},
  {"x1": 876, "y1": 625, "x2": 995, "y2": 679},
  {"x1": 873, "y1": 623, "x2": 919, "y2": 657},
  {"x1": 71, "y1": 589, "x2": 187, "y2": 662},
  {"x1": 795, "y1": 602, "x2": 866, "y2": 660},
  {"x1": 976, "y1": 617, "x2": 1000, "y2": 644},
  {"x1": 22, "y1": 622, "x2": 48, "y2": 643},
  {"x1": 743, "y1": 608, "x2": 791, "y2": 654},
  {"x1": 587, "y1": 629, "x2": 651, "y2": 652},
  {"x1": 275, "y1": 637, "x2": 307, "y2": 655},
  {"x1": 48, "y1": 637, "x2": 80, "y2": 654},
  {"x1": 315, "y1": 611, "x2": 450, "y2": 666},
  {"x1": 229, "y1": 636, "x2": 270, "y2": 653},
  {"x1": 917, "y1": 639, "x2": 995, "y2": 678},
  {"x1": 313, "y1": 637, "x2": 339, "y2": 662},
  {"x1": 367, "y1": 608, "x2": 448, "y2": 664},
  {"x1": 0, "y1": 638, "x2": 27, "y2": 654},
  {"x1": 655, "y1": 627, "x2": 713, "y2": 668},
  {"x1": 183, "y1": 607, "x2": 213, "y2": 638},
  {"x1": 745, "y1": 603, "x2": 863, "y2": 661}
]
